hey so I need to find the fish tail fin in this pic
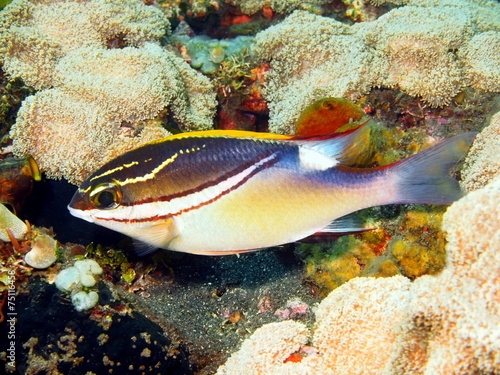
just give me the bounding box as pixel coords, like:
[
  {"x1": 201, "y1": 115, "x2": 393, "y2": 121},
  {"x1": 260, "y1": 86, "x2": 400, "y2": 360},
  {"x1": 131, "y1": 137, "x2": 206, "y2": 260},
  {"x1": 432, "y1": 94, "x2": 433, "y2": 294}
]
[{"x1": 392, "y1": 132, "x2": 477, "y2": 204}]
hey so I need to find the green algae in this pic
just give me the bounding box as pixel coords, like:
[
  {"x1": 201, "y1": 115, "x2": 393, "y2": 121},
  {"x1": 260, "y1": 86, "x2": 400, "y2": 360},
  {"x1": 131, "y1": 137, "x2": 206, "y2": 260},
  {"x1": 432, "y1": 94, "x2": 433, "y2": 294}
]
[{"x1": 172, "y1": 34, "x2": 254, "y2": 75}]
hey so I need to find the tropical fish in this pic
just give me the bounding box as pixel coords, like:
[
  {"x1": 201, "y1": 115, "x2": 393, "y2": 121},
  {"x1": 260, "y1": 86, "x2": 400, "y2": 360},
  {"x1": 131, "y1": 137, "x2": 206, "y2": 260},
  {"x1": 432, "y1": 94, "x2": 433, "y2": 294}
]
[
  {"x1": 68, "y1": 124, "x2": 475, "y2": 256},
  {"x1": 295, "y1": 97, "x2": 367, "y2": 137}
]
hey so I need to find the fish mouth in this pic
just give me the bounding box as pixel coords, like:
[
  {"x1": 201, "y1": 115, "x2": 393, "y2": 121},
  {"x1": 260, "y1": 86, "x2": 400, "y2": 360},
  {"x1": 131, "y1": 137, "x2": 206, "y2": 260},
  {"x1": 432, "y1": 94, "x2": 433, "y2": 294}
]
[{"x1": 68, "y1": 205, "x2": 95, "y2": 223}]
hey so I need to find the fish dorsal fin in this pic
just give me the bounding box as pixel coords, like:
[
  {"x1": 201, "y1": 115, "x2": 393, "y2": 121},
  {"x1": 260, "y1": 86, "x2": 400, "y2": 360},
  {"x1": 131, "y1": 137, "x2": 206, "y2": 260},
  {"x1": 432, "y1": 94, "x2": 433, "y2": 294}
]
[
  {"x1": 292, "y1": 120, "x2": 372, "y2": 166},
  {"x1": 132, "y1": 218, "x2": 178, "y2": 256},
  {"x1": 155, "y1": 129, "x2": 293, "y2": 143}
]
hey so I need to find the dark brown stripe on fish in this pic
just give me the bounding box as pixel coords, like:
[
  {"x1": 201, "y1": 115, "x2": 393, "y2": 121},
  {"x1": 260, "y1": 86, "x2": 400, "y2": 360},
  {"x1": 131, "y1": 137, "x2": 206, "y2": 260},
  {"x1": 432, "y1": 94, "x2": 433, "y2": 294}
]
[{"x1": 119, "y1": 151, "x2": 278, "y2": 207}]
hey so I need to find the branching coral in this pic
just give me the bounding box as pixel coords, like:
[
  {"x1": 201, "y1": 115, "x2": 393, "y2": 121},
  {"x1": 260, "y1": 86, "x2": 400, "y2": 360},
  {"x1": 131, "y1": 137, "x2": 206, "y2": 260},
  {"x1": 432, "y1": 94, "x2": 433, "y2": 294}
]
[
  {"x1": 254, "y1": 0, "x2": 500, "y2": 134},
  {"x1": 1, "y1": 0, "x2": 217, "y2": 184}
]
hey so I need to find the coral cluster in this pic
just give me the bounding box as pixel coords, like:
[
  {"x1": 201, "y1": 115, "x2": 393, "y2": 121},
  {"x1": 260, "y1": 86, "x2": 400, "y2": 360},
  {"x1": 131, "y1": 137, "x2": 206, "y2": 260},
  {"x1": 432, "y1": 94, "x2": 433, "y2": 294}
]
[
  {"x1": 253, "y1": 0, "x2": 500, "y2": 133},
  {"x1": 0, "y1": 0, "x2": 217, "y2": 184},
  {"x1": 216, "y1": 109, "x2": 500, "y2": 373},
  {"x1": 0, "y1": 0, "x2": 168, "y2": 89},
  {"x1": 461, "y1": 110, "x2": 500, "y2": 192},
  {"x1": 297, "y1": 205, "x2": 447, "y2": 296},
  {"x1": 24, "y1": 234, "x2": 58, "y2": 269},
  {"x1": 55, "y1": 259, "x2": 103, "y2": 311}
]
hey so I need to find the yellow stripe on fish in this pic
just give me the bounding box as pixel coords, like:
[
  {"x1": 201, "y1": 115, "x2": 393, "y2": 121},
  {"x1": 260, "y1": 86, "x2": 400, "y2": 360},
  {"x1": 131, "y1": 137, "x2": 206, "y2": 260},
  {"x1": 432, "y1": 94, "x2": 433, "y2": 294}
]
[{"x1": 68, "y1": 126, "x2": 476, "y2": 255}]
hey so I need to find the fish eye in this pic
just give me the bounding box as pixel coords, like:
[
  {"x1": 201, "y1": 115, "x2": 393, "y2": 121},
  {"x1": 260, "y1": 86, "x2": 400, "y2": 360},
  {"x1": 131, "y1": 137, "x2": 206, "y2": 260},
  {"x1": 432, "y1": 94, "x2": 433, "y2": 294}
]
[
  {"x1": 89, "y1": 182, "x2": 122, "y2": 210},
  {"x1": 322, "y1": 101, "x2": 335, "y2": 109}
]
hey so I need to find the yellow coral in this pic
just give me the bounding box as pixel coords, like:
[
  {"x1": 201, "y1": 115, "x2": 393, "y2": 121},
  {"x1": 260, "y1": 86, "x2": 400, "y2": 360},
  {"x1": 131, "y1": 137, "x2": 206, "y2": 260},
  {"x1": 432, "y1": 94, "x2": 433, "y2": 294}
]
[
  {"x1": 392, "y1": 240, "x2": 431, "y2": 278},
  {"x1": 390, "y1": 209, "x2": 447, "y2": 278}
]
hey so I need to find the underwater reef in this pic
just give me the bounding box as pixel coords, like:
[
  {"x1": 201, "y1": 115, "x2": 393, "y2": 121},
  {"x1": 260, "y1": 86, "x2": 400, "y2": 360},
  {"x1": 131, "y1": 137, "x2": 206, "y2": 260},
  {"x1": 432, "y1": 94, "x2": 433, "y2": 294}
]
[{"x1": 0, "y1": 0, "x2": 499, "y2": 374}]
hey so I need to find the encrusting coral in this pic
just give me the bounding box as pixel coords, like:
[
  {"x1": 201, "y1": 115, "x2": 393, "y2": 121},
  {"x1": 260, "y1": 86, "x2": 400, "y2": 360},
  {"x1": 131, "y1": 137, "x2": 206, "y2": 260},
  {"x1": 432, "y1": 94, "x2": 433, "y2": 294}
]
[
  {"x1": 216, "y1": 113, "x2": 500, "y2": 374},
  {"x1": 253, "y1": 0, "x2": 500, "y2": 134},
  {"x1": 0, "y1": 0, "x2": 217, "y2": 184}
]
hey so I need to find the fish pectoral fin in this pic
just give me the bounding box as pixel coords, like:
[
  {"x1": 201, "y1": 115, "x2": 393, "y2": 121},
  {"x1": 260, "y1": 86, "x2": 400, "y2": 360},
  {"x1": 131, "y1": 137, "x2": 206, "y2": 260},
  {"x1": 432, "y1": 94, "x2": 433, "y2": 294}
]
[
  {"x1": 133, "y1": 240, "x2": 160, "y2": 257},
  {"x1": 132, "y1": 218, "x2": 178, "y2": 256}
]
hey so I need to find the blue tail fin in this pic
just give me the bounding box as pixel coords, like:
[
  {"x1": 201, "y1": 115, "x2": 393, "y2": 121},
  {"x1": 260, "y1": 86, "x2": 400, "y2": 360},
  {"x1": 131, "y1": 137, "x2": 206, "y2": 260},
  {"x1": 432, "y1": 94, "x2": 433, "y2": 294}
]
[{"x1": 392, "y1": 132, "x2": 477, "y2": 204}]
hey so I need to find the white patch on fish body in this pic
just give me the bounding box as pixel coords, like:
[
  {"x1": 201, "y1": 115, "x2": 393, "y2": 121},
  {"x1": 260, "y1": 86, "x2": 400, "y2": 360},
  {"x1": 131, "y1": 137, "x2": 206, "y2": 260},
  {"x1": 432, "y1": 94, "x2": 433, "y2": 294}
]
[{"x1": 298, "y1": 146, "x2": 338, "y2": 171}]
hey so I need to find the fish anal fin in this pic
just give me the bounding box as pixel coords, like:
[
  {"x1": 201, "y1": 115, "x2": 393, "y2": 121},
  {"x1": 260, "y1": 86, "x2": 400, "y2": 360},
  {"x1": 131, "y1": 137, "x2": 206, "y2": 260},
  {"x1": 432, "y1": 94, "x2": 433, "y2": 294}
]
[
  {"x1": 321, "y1": 213, "x2": 373, "y2": 233},
  {"x1": 133, "y1": 239, "x2": 159, "y2": 257},
  {"x1": 300, "y1": 214, "x2": 374, "y2": 243},
  {"x1": 189, "y1": 248, "x2": 261, "y2": 256},
  {"x1": 300, "y1": 216, "x2": 374, "y2": 243}
]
